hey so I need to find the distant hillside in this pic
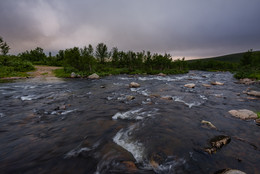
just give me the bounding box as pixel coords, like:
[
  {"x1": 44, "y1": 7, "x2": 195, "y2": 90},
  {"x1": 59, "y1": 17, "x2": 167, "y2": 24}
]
[{"x1": 189, "y1": 51, "x2": 260, "y2": 63}]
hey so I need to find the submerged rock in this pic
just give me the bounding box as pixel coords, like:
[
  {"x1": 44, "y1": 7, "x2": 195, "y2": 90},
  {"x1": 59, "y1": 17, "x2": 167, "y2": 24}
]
[
  {"x1": 202, "y1": 84, "x2": 211, "y2": 88},
  {"x1": 129, "y1": 82, "x2": 140, "y2": 88},
  {"x1": 121, "y1": 161, "x2": 137, "y2": 171},
  {"x1": 211, "y1": 81, "x2": 224, "y2": 85},
  {"x1": 204, "y1": 135, "x2": 231, "y2": 154},
  {"x1": 88, "y1": 73, "x2": 99, "y2": 79},
  {"x1": 184, "y1": 83, "x2": 195, "y2": 88},
  {"x1": 246, "y1": 90, "x2": 260, "y2": 97},
  {"x1": 70, "y1": 72, "x2": 76, "y2": 78},
  {"x1": 201, "y1": 120, "x2": 216, "y2": 129},
  {"x1": 215, "y1": 169, "x2": 246, "y2": 174},
  {"x1": 228, "y1": 109, "x2": 257, "y2": 120}
]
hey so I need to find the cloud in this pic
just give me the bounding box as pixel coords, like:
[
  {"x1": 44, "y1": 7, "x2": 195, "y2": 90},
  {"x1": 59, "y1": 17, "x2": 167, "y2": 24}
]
[{"x1": 0, "y1": 0, "x2": 260, "y2": 58}]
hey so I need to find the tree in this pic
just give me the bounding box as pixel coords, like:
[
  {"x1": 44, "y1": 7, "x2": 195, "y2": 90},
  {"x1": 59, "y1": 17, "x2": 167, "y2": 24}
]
[
  {"x1": 111, "y1": 47, "x2": 119, "y2": 66},
  {"x1": 0, "y1": 36, "x2": 10, "y2": 55},
  {"x1": 95, "y1": 43, "x2": 109, "y2": 64},
  {"x1": 241, "y1": 49, "x2": 253, "y2": 66}
]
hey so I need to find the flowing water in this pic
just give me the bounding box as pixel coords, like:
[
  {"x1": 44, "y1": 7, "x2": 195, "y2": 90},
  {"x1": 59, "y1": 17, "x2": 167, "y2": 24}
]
[{"x1": 0, "y1": 71, "x2": 259, "y2": 174}]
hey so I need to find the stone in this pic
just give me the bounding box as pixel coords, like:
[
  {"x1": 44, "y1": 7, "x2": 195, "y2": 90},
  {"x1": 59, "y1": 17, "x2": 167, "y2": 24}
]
[
  {"x1": 59, "y1": 105, "x2": 66, "y2": 110},
  {"x1": 161, "y1": 96, "x2": 173, "y2": 100},
  {"x1": 204, "y1": 135, "x2": 231, "y2": 154},
  {"x1": 228, "y1": 109, "x2": 257, "y2": 120},
  {"x1": 126, "y1": 95, "x2": 135, "y2": 100},
  {"x1": 121, "y1": 161, "x2": 137, "y2": 171},
  {"x1": 202, "y1": 84, "x2": 211, "y2": 88},
  {"x1": 184, "y1": 83, "x2": 195, "y2": 88},
  {"x1": 70, "y1": 72, "x2": 76, "y2": 78},
  {"x1": 158, "y1": 73, "x2": 166, "y2": 77},
  {"x1": 256, "y1": 118, "x2": 260, "y2": 125},
  {"x1": 88, "y1": 73, "x2": 99, "y2": 79},
  {"x1": 238, "y1": 78, "x2": 255, "y2": 85},
  {"x1": 217, "y1": 169, "x2": 246, "y2": 174},
  {"x1": 201, "y1": 120, "x2": 216, "y2": 129},
  {"x1": 129, "y1": 82, "x2": 140, "y2": 88},
  {"x1": 211, "y1": 81, "x2": 224, "y2": 85},
  {"x1": 246, "y1": 90, "x2": 260, "y2": 97}
]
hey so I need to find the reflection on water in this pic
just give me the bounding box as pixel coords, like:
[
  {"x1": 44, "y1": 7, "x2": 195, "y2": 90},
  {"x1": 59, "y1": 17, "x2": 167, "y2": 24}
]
[{"x1": 0, "y1": 71, "x2": 259, "y2": 174}]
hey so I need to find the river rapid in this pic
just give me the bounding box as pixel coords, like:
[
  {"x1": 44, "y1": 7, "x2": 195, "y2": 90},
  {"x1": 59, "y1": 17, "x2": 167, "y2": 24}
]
[{"x1": 0, "y1": 71, "x2": 259, "y2": 174}]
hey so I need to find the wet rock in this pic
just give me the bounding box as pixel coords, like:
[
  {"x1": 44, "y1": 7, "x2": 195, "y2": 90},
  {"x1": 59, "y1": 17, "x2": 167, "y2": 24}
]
[
  {"x1": 129, "y1": 82, "x2": 140, "y2": 88},
  {"x1": 228, "y1": 109, "x2": 257, "y2": 120},
  {"x1": 161, "y1": 96, "x2": 173, "y2": 100},
  {"x1": 184, "y1": 83, "x2": 195, "y2": 88},
  {"x1": 121, "y1": 161, "x2": 137, "y2": 171},
  {"x1": 204, "y1": 135, "x2": 231, "y2": 154},
  {"x1": 100, "y1": 85, "x2": 105, "y2": 88},
  {"x1": 246, "y1": 90, "x2": 260, "y2": 97},
  {"x1": 158, "y1": 73, "x2": 166, "y2": 77},
  {"x1": 238, "y1": 78, "x2": 255, "y2": 85},
  {"x1": 201, "y1": 120, "x2": 216, "y2": 129},
  {"x1": 149, "y1": 152, "x2": 167, "y2": 168},
  {"x1": 255, "y1": 118, "x2": 260, "y2": 126},
  {"x1": 70, "y1": 72, "x2": 76, "y2": 78},
  {"x1": 215, "y1": 169, "x2": 246, "y2": 174},
  {"x1": 59, "y1": 105, "x2": 66, "y2": 110},
  {"x1": 150, "y1": 94, "x2": 160, "y2": 98},
  {"x1": 203, "y1": 84, "x2": 211, "y2": 88},
  {"x1": 126, "y1": 95, "x2": 135, "y2": 100},
  {"x1": 88, "y1": 73, "x2": 99, "y2": 79},
  {"x1": 211, "y1": 81, "x2": 224, "y2": 85}
]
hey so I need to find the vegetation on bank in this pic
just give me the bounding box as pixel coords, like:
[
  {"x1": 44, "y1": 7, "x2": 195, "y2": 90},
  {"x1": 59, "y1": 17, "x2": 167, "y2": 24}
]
[{"x1": 0, "y1": 35, "x2": 259, "y2": 79}]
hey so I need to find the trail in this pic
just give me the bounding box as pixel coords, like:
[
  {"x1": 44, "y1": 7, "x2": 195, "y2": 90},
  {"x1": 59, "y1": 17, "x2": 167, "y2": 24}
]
[{"x1": 30, "y1": 65, "x2": 62, "y2": 77}]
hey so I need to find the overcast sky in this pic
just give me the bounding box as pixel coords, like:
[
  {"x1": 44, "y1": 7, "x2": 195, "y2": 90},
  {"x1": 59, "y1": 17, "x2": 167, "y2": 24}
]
[{"x1": 0, "y1": 0, "x2": 260, "y2": 59}]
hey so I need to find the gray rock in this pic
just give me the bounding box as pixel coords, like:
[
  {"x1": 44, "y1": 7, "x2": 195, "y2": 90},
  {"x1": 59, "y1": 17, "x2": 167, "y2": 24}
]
[
  {"x1": 219, "y1": 169, "x2": 246, "y2": 174},
  {"x1": 228, "y1": 109, "x2": 257, "y2": 120},
  {"x1": 129, "y1": 82, "x2": 140, "y2": 88},
  {"x1": 70, "y1": 72, "x2": 76, "y2": 78},
  {"x1": 88, "y1": 73, "x2": 99, "y2": 79}
]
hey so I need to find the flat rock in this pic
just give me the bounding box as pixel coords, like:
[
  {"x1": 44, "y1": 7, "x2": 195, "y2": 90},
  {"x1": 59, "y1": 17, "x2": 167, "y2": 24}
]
[
  {"x1": 88, "y1": 73, "x2": 99, "y2": 79},
  {"x1": 202, "y1": 84, "x2": 211, "y2": 88},
  {"x1": 228, "y1": 109, "x2": 257, "y2": 120},
  {"x1": 184, "y1": 83, "x2": 195, "y2": 88},
  {"x1": 129, "y1": 82, "x2": 140, "y2": 88},
  {"x1": 211, "y1": 81, "x2": 224, "y2": 85},
  {"x1": 246, "y1": 90, "x2": 260, "y2": 97}
]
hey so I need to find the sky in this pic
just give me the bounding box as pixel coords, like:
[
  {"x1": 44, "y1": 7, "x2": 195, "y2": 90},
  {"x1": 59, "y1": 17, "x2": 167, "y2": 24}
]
[{"x1": 0, "y1": 0, "x2": 260, "y2": 59}]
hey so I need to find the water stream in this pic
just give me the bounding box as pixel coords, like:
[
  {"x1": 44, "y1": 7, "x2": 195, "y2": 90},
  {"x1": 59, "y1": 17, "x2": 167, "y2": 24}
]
[{"x1": 0, "y1": 71, "x2": 259, "y2": 174}]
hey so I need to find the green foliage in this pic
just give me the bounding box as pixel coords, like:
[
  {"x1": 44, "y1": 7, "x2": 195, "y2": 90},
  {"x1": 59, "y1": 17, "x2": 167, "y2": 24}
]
[
  {"x1": 95, "y1": 43, "x2": 109, "y2": 64},
  {"x1": 257, "y1": 112, "x2": 260, "y2": 119},
  {"x1": 0, "y1": 55, "x2": 35, "y2": 77},
  {"x1": 0, "y1": 36, "x2": 10, "y2": 55}
]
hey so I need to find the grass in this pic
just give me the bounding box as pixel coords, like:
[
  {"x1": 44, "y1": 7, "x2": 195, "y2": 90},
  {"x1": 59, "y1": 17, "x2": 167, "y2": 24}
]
[
  {"x1": 257, "y1": 112, "x2": 260, "y2": 119},
  {"x1": 53, "y1": 68, "x2": 70, "y2": 78}
]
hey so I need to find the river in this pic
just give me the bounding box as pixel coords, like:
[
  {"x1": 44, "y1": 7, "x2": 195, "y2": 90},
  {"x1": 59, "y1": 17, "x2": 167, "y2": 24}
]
[{"x1": 0, "y1": 71, "x2": 259, "y2": 174}]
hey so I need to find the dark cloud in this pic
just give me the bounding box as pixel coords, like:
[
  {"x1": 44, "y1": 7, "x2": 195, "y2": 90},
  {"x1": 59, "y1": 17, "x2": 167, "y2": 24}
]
[{"x1": 0, "y1": 0, "x2": 260, "y2": 59}]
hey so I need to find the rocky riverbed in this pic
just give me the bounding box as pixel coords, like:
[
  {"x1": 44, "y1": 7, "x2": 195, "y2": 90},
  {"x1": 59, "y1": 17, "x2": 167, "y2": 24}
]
[{"x1": 0, "y1": 71, "x2": 259, "y2": 174}]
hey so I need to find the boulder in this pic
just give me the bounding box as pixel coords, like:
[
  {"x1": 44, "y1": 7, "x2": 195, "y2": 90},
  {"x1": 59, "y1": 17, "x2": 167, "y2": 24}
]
[
  {"x1": 161, "y1": 96, "x2": 173, "y2": 100},
  {"x1": 129, "y1": 82, "x2": 140, "y2": 88},
  {"x1": 228, "y1": 109, "x2": 257, "y2": 120},
  {"x1": 184, "y1": 83, "x2": 195, "y2": 88},
  {"x1": 70, "y1": 72, "x2": 76, "y2": 78},
  {"x1": 217, "y1": 169, "x2": 246, "y2": 174},
  {"x1": 255, "y1": 118, "x2": 260, "y2": 125},
  {"x1": 204, "y1": 135, "x2": 231, "y2": 154},
  {"x1": 202, "y1": 84, "x2": 211, "y2": 88},
  {"x1": 201, "y1": 120, "x2": 216, "y2": 129},
  {"x1": 246, "y1": 90, "x2": 260, "y2": 97},
  {"x1": 88, "y1": 73, "x2": 99, "y2": 79},
  {"x1": 158, "y1": 73, "x2": 166, "y2": 77},
  {"x1": 211, "y1": 81, "x2": 224, "y2": 85}
]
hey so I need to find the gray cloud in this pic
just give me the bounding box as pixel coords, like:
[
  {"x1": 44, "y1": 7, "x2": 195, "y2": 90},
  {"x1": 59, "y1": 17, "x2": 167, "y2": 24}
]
[{"x1": 0, "y1": 0, "x2": 260, "y2": 59}]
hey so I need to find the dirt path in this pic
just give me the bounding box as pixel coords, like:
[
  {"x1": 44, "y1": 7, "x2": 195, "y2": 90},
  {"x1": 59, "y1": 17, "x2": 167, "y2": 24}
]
[{"x1": 30, "y1": 65, "x2": 62, "y2": 77}]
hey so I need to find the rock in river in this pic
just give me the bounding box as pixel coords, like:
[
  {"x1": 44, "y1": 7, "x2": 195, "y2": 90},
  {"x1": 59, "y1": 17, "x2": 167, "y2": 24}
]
[
  {"x1": 216, "y1": 169, "x2": 246, "y2": 174},
  {"x1": 246, "y1": 90, "x2": 260, "y2": 97},
  {"x1": 238, "y1": 78, "x2": 255, "y2": 85},
  {"x1": 228, "y1": 109, "x2": 257, "y2": 120},
  {"x1": 157, "y1": 73, "x2": 166, "y2": 77},
  {"x1": 126, "y1": 95, "x2": 135, "y2": 100},
  {"x1": 129, "y1": 82, "x2": 140, "y2": 88},
  {"x1": 88, "y1": 73, "x2": 99, "y2": 79},
  {"x1": 71, "y1": 72, "x2": 76, "y2": 78},
  {"x1": 204, "y1": 135, "x2": 231, "y2": 154},
  {"x1": 211, "y1": 81, "x2": 224, "y2": 85},
  {"x1": 201, "y1": 120, "x2": 216, "y2": 129},
  {"x1": 202, "y1": 84, "x2": 211, "y2": 88},
  {"x1": 184, "y1": 83, "x2": 195, "y2": 88}
]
